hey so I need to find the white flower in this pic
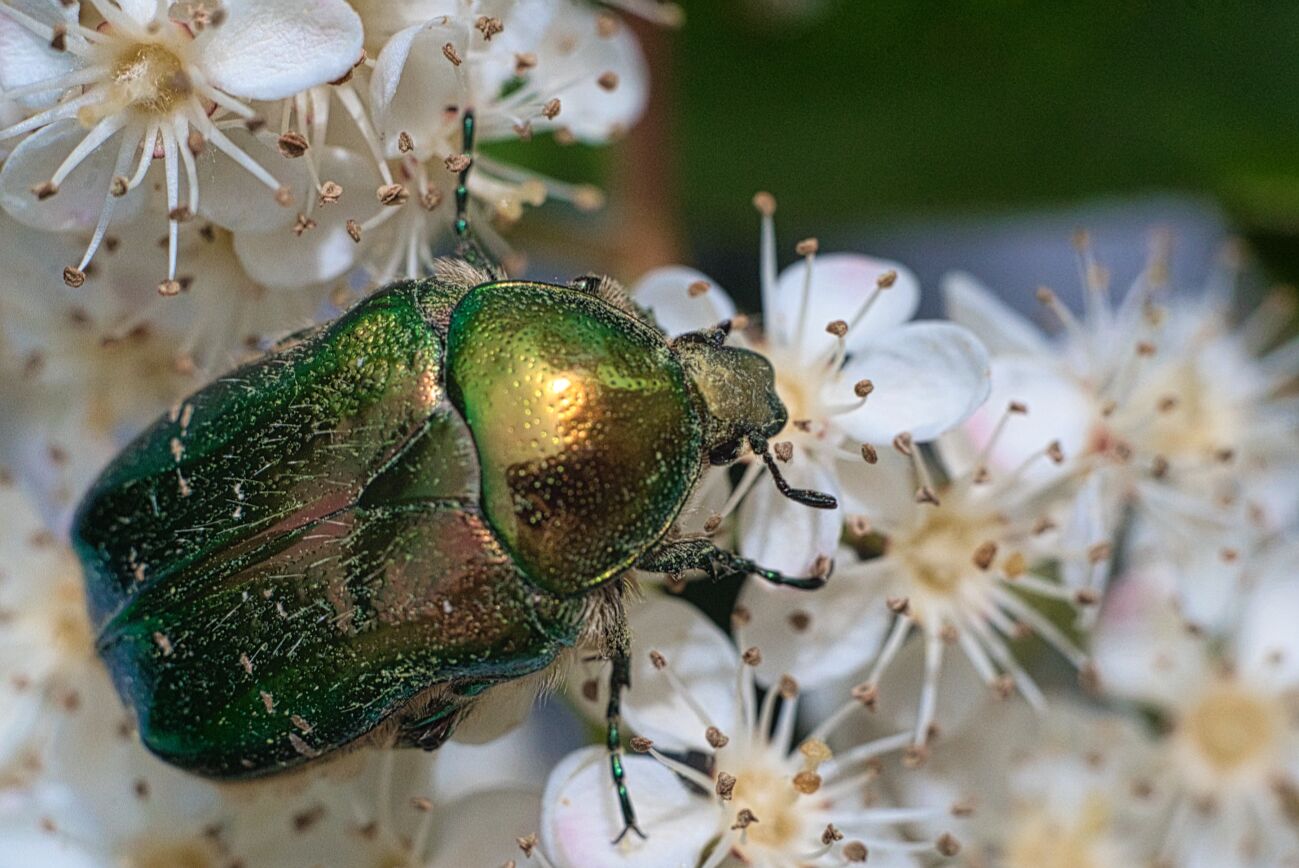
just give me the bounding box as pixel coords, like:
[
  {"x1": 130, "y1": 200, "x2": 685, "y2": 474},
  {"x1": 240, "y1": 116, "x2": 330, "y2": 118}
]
[
  {"x1": 544, "y1": 596, "x2": 956, "y2": 868},
  {"x1": 735, "y1": 399, "x2": 1102, "y2": 751},
  {"x1": 358, "y1": 0, "x2": 645, "y2": 282},
  {"x1": 0, "y1": 481, "x2": 101, "y2": 784},
  {"x1": 0, "y1": 212, "x2": 197, "y2": 524},
  {"x1": 1093, "y1": 557, "x2": 1299, "y2": 867},
  {"x1": 943, "y1": 238, "x2": 1299, "y2": 614},
  {"x1": 631, "y1": 194, "x2": 991, "y2": 577},
  {"x1": 0, "y1": 0, "x2": 364, "y2": 291},
  {"x1": 889, "y1": 698, "x2": 1150, "y2": 868}
]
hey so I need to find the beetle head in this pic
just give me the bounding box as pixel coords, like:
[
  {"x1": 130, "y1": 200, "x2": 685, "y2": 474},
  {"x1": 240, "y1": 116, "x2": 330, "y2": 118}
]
[{"x1": 674, "y1": 323, "x2": 837, "y2": 510}]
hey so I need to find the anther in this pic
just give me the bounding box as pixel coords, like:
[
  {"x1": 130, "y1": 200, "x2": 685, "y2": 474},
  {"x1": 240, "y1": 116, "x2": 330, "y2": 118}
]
[
  {"x1": 705, "y1": 726, "x2": 729, "y2": 749},
  {"x1": 397, "y1": 131, "x2": 414, "y2": 153},
  {"x1": 731, "y1": 809, "x2": 759, "y2": 829},
  {"x1": 276, "y1": 132, "x2": 309, "y2": 159},
  {"x1": 778, "y1": 674, "x2": 799, "y2": 699},
  {"x1": 445, "y1": 154, "x2": 471, "y2": 173},
  {"x1": 596, "y1": 12, "x2": 620, "y2": 36},
  {"x1": 31, "y1": 181, "x2": 58, "y2": 200},
  {"x1": 972, "y1": 540, "x2": 997, "y2": 570},
  {"x1": 62, "y1": 267, "x2": 86, "y2": 288},
  {"x1": 826, "y1": 319, "x2": 848, "y2": 337},
  {"x1": 442, "y1": 43, "x2": 463, "y2": 66},
  {"x1": 877, "y1": 269, "x2": 898, "y2": 288},
  {"x1": 860, "y1": 443, "x2": 878, "y2": 464},
  {"x1": 795, "y1": 237, "x2": 819, "y2": 256},
  {"x1": 649, "y1": 650, "x2": 667, "y2": 669},
  {"x1": 377, "y1": 183, "x2": 409, "y2": 206},
  {"x1": 597, "y1": 71, "x2": 619, "y2": 91},
  {"x1": 542, "y1": 98, "x2": 562, "y2": 119},
  {"x1": 346, "y1": 219, "x2": 362, "y2": 243},
  {"x1": 844, "y1": 841, "x2": 868, "y2": 862},
  {"x1": 892, "y1": 432, "x2": 914, "y2": 456},
  {"x1": 274, "y1": 186, "x2": 293, "y2": 206},
  {"x1": 1046, "y1": 440, "x2": 1065, "y2": 464},
  {"x1": 741, "y1": 647, "x2": 762, "y2": 666},
  {"x1": 851, "y1": 682, "x2": 878, "y2": 709},
  {"x1": 936, "y1": 832, "x2": 961, "y2": 857},
  {"x1": 475, "y1": 15, "x2": 503, "y2": 40},
  {"x1": 752, "y1": 191, "x2": 776, "y2": 216},
  {"x1": 630, "y1": 736, "x2": 653, "y2": 753},
  {"x1": 773, "y1": 441, "x2": 793, "y2": 462},
  {"x1": 787, "y1": 611, "x2": 810, "y2": 632},
  {"x1": 318, "y1": 181, "x2": 342, "y2": 205},
  {"x1": 886, "y1": 596, "x2": 910, "y2": 615},
  {"x1": 854, "y1": 379, "x2": 874, "y2": 398},
  {"x1": 515, "y1": 52, "x2": 538, "y2": 74},
  {"x1": 716, "y1": 771, "x2": 736, "y2": 800},
  {"x1": 517, "y1": 834, "x2": 538, "y2": 857},
  {"x1": 915, "y1": 486, "x2": 941, "y2": 505}
]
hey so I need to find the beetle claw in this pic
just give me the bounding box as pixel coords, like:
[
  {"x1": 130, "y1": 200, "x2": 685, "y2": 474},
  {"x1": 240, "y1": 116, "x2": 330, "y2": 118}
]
[{"x1": 612, "y1": 821, "x2": 648, "y2": 844}]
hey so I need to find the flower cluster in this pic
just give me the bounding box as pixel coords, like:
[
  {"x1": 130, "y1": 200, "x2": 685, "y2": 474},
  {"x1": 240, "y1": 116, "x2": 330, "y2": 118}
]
[{"x1": 0, "y1": 0, "x2": 652, "y2": 525}]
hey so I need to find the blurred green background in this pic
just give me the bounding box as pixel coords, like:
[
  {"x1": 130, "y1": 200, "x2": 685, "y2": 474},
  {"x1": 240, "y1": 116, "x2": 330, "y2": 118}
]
[{"x1": 498, "y1": 0, "x2": 1299, "y2": 296}]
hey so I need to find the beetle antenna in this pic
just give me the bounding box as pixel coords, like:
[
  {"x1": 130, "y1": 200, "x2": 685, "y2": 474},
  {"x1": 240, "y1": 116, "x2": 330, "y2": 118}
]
[
  {"x1": 453, "y1": 111, "x2": 504, "y2": 279},
  {"x1": 751, "y1": 436, "x2": 838, "y2": 509}
]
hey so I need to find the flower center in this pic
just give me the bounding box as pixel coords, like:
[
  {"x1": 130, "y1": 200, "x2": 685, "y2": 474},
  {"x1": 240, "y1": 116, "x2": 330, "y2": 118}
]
[
  {"x1": 109, "y1": 42, "x2": 191, "y2": 117},
  {"x1": 731, "y1": 761, "x2": 807, "y2": 850},
  {"x1": 896, "y1": 500, "x2": 998, "y2": 597},
  {"x1": 49, "y1": 580, "x2": 93, "y2": 658},
  {"x1": 125, "y1": 839, "x2": 219, "y2": 868},
  {"x1": 1005, "y1": 795, "x2": 1113, "y2": 868},
  {"x1": 1182, "y1": 684, "x2": 1280, "y2": 772}
]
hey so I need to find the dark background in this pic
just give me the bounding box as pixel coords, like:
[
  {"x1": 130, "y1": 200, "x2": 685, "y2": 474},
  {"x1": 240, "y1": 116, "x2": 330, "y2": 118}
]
[{"x1": 496, "y1": 0, "x2": 1299, "y2": 315}]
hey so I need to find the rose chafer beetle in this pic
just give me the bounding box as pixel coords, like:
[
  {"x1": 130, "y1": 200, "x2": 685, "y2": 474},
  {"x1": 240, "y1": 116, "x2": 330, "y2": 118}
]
[{"x1": 73, "y1": 113, "x2": 836, "y2": 841}]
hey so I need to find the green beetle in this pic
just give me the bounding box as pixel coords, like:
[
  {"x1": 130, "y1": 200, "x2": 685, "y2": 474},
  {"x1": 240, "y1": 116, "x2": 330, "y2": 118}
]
[{"x1": 72, "y1": 114, "x2": 835, "y2": 841}]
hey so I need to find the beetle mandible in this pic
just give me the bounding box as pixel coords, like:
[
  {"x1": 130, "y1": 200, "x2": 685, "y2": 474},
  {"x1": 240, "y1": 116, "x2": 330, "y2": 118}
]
[{"x1": 72, "y1": 112, "x2": 837, "y2": 842}]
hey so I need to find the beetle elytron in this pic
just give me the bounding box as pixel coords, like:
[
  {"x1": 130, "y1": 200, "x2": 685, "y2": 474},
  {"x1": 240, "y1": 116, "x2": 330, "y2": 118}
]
[{"x1": 72, "y1": 113, "x2": 836, "y2": 840}]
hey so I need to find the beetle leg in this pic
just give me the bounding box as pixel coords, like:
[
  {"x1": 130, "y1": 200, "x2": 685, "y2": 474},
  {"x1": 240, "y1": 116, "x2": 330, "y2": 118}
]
[
  {"x1": 606, "y1": 646, "x2": 647, "y2": 843},
  {"x1": 637, "y1": 539, "x2": 831, "y2": 590},
  {"x1": 451, "y1": 111, "x2": 506, "y2": 280}
]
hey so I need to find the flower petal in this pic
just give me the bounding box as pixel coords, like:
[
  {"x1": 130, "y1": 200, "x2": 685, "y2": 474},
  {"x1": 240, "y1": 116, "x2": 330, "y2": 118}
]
[
  {"x1": 834, "y1": 321, "x2": 991, "y2": 444},
  {"x1": 0, "y1": 0, "x2": 79, "y2": 110},
  {"x1": 948, "y1": 354, "x2": 1093, "y2": 485},
  {"x1": 832, "y1": 447, "x2": 917, "y2": 535},
  {"x1": 195, "y1": 0, "x2": 364, "y2": 102},
  {"x1": 1236, "y1": 550, "x2": 1299, "y2": 691},
  {"x1": 233, "y1": 146, "x2": 378, "y2": 290},
  {"x1": 772, "y1": 253, "x2": 920, "y2": 364},
  {"x1": 942, "y1": 271, "x2": 1051, "y2": 356},
  {"x1": 368, "y1": 20, "x2": 468, "y2": 159},
  {"x1": 0, "y1": 120, "x2": 143, "y2": 233},
  {"x1": 530, "y1": 4, "x2": 649, "y2": 143},
  {"x1": 622, "y1": 596, "x2": 742, "y2": 751},
  {"x1": 195, "y1": 129, "x2": 306, "y2": 233},
  {"x1": 435, "y1": 789, "x2": 544, "y2": 865},
  {"x1": 541, "y1": 746, "x2": 719, "y2": 868},
  {"x1": 737, "y1": 549, "x2": 890, "y2": 688},
  {"x1": 736, "y1": 457, "x2": 841, "y2": 576},
  {"x1": 631, "y1": 266, "x2": 736, "y2": 336}
]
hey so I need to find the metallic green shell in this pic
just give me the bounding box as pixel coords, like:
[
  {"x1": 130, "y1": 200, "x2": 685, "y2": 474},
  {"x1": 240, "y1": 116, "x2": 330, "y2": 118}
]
[
  {"x1": 445, "y1": 282, "x2": 705, "y2": 596},
  {"x1": 73, "y1": 281, "x2": 580, "y2": 778}
]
